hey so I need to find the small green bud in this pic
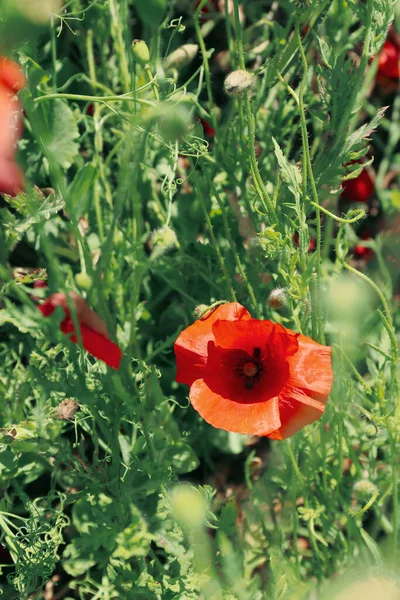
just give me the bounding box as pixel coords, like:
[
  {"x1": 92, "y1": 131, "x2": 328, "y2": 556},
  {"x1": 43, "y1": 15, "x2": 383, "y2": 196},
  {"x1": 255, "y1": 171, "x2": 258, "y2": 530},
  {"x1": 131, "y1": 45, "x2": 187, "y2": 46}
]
[
  {"x1": 132, "y1": 39, "x2": 150, "y2": 66},
  {"x1": 75, "y1": 272, "x2": 93, "y2": 291},
  {"x1": 169, "y1": 484, "x2": 207, "y2": 530},
  {"x1": 224, "y1": 69, "x2": 255, "y2": 96}
]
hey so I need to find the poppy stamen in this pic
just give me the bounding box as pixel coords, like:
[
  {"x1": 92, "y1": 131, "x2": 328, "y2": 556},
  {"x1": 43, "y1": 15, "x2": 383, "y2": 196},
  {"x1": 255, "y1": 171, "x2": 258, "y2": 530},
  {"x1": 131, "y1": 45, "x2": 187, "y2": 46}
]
[{"x1": 243, "y1": 361, "x2": 258, "y2": 377}]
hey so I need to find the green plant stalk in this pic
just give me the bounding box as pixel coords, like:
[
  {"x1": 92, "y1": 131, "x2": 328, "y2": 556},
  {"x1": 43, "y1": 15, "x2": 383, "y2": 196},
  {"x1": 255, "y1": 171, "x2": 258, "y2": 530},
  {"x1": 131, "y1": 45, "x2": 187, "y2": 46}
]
[
  {"x1": 231, "y1": 0, "x2": 276, "y2": 221},
  {"x1": 194, "y1": 0, "x2": 217, "y2": 133},
  {"x1": 195, "y1": 174, "x2": 237, "y2": 302},
  {"x1": 208, "y1": 176, "x2": 259, "y2": 316},
  {"x1": 296, "y1": 25, "x2": 325, "y2": 345},
  {"x1": 108, "y1": 0, "x2": 131, "y2": 95}
]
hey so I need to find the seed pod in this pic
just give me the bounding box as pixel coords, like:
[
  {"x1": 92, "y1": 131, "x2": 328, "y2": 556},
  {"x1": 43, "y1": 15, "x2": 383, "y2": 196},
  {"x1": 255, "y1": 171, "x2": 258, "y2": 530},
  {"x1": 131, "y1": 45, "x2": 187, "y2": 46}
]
[
  {"x1": 57, "y1": 399, "x2": 80, "y2": 420},
  {"x1": 135, "y1": 0, "x2": 167, "y2": 26},
  {"x1": 132, "y1": 39, "x2": 150, "y2": 67}
]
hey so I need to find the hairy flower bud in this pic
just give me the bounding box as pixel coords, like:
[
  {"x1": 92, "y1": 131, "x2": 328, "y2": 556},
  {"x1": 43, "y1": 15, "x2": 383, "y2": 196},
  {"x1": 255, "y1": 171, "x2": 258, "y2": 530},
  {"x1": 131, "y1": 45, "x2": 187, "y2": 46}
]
[
  {"x1": 132, "y1": 39, "x2": 150, "y2": 66},
  {"x1": 268, "y1": 288, "x2": 287, "y2": 310},
  {"x1": 194, "y1": 304, "x2": 208, "y2": 318},
  {"x1": 224, "y1": 70, "x2": 255, "y2": 96},
  {"x1": 150, "y1": 226, "x2": 178, "y2": 260},
  {"x1": 164, "y1": 44, "x2": 199, "y2": 71},
  {"x1": 353, "y1": 479, "x2": 377, "y2": 499}
]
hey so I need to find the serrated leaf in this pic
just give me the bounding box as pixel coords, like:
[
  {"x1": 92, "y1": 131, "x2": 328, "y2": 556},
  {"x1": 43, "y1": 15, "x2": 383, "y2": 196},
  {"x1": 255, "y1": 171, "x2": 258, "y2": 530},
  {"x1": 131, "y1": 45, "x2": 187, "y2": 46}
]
[
  {"x1": 272, "y1": 137, "x2": 302, "y2": 200},
  {"x1": 47, "y1": 100, "x2": 80, "y2": 169},
  {"x1": 316, "y1": 35, "x2": 334, "y2": 69},
  {"x1": 343, "y1": 107, "x2": 388, "y2": 155}
]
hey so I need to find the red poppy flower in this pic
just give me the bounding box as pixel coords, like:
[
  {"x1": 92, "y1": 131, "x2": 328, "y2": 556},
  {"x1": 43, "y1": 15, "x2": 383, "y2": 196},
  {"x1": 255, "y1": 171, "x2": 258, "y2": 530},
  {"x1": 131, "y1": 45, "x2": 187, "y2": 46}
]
[
  {"x1": 0, "y1": 57, "x2": 26, "y2": 196},
  {"x1": 377, "y1": 40, "x2": 400, "y2": 80},
  {"x1": 39, "y1": 292, "x2": 122, "y2": 369},
  {"x1": 341, "y1": 167, "x2": 374, "y2": 203},
  {"x1": 174, "y1": 302, "x2": 333, "y2": 439}
]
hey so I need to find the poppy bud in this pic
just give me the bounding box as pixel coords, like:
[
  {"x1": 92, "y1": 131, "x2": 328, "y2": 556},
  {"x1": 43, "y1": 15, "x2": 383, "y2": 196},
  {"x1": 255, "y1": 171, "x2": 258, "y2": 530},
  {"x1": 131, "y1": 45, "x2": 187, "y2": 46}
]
[
  {"x1": 169, "y1": 484, "x2": 207, "y2": 530},
  {"x1": 57, "y1": 399, "x2": 80, "y2": 420},
  {"x1": 268, "y1": 288, "x2": 287, "y2": 310},
  {"x1": 224, "y1": 70, "x2": 255, "y2": 96},
  {"x1": 353, "y1": 479, "x2": 377, "y2": 499},
  {"x1": 132, "y1": 39, "x2": 150, "y2": 67},
  {"x1": 164, "y1": 44, "x2": 199, "y2": 71},
  {"x1": 194, "y1": 304, "x2": 208, "y2": 318},
  {"x1": 75, "y1": 272, "x2": 93, "y2": 291}
]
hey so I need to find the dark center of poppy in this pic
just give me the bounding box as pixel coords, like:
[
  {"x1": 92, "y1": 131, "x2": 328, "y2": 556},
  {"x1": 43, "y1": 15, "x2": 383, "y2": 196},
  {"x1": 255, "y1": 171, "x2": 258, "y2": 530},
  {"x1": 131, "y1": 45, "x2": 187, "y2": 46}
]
[
  {"x1": 235, "y1": 347, "x2": 263, "y2": 390},
  {"x1": 243, "y1": 362, "x2": 258, "y2": 377}
]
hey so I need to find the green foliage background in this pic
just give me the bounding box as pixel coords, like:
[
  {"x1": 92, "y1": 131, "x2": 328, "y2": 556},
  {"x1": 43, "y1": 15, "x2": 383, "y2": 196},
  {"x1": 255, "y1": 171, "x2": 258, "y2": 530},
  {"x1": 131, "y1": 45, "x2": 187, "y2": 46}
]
[{"x1": 0, "y1": 0, "x2": 399, "y2": 598}]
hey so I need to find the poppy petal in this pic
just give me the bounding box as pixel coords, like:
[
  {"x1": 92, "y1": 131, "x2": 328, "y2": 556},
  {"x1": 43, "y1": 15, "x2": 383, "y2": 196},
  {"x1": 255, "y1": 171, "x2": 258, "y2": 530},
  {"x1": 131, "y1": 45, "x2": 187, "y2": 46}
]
[
  {"x1": 286, "y1": 335, "x2": 333, "y2": 400},
  {"x1": 175, "y1": 302, "x2": 250, "y2": 386},
  {"x1": 61, "y1": 319, "x2": 122, "y2": 370},
  {"x1": 190, "y1": 378, "x2": 281, "y2": 436},
  {"x1": 212, "y1": 318, "x2": 298, "y2": 359},
  {"x1": 0, "y1": 57, "x2": 26, "y2": 92}
]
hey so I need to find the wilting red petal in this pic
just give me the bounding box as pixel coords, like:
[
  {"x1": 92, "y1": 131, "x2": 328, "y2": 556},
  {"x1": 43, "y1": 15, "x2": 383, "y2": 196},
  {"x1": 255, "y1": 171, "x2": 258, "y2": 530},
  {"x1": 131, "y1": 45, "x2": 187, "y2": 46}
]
[
  {"x1": 0, "y1": 57, "x2": 26, "y2": 92},
  {"x1": 174, "y1": 302, "x2": 250, "y2": 386},
  {"x1": 190, "y1": 379, "x2": 281, "y2": 436},
  {"x1": 61, "y1": 319, "x2": 122, "y2": 370},
  {"x1": 212, "y1": 318, "x2": 298, "y2": 359},
  {"x1": 378, "y1": 40, "x2": 400, "y2": 80},
  {"x1": 199, "y1": 118, "x2": 215, "y2": 138},
  {"x1": 286, "y1": 335, "x2": 333, "y2": 400},
  {"x1": 39, "y1": 293, "x2": 121, "y2": 369}
]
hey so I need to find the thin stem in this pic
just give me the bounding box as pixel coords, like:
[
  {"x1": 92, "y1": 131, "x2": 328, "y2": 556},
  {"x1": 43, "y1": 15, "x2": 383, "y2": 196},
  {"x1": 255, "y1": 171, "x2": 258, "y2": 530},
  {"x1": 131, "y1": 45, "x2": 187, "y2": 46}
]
[{"x1": 194, "y1": 1, "x2": 217, "y2": 132}]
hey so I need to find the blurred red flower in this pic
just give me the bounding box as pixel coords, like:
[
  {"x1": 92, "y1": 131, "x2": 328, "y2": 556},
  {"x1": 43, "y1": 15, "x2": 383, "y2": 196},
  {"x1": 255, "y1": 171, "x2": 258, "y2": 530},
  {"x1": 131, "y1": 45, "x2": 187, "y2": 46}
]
[
  {"x1": 0, "y1": 57, "x2": 26, "y2": 196},
  {"x1": 378, "y1": 40, "x2": 400, "y2": 80},
  {"x1": 341, "y1": 167, "x2": 374, "y2": 203},
  {"x1": 199, "y1": 117, "x2": 215, "y2": 138},
  {"x1": 39, "y1": 292, "x2": 122, "y2": 370},
  {"x1": 174, "y1": 302, "x2": 333, "y2": 439}
]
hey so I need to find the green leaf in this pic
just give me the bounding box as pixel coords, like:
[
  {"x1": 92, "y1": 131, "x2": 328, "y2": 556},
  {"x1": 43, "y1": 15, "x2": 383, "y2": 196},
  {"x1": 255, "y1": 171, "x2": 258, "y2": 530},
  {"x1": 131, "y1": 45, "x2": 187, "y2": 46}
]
[
  {"x1": 47, "y1": 100, "x2": 80, "y2": 169},
  {"x1": 316, "y1": 35, "x2": 334, "y2": 69},
  {"x1": 67, "y1": 164, "x2": 97, "y2": 219},
  {"x1": 272, "y1": 137, "x2": 302, "y2": 200}
]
